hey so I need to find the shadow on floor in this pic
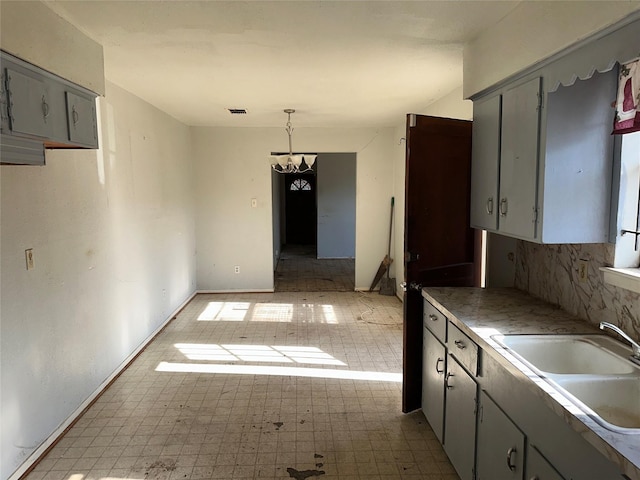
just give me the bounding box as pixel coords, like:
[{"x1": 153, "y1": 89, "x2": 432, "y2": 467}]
[{"x1": 275, "y1": 244, "x2": 355, "y2": 292}]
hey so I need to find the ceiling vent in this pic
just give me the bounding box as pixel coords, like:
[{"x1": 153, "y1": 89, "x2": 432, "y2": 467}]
[{"x1": 228, "y1": 108, "x2": 247, "y2": 115}]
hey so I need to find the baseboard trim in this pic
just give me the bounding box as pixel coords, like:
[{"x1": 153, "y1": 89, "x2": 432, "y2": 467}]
[
  {"x1": 196, "y1": 289, "x2": 275, "y2": 294},
  {"x1": 12, "y1": 290, "x2": 198, "y2": 480}
]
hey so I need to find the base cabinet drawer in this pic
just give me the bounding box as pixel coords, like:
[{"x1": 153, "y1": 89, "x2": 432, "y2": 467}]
[{"x1": 423, "y1": 299, "x2": 447, "y2": 342}]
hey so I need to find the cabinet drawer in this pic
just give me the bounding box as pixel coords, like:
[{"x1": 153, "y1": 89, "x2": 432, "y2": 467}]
[
  {"x1": 423, "y1": 300, "x2": 447, "y2": 343},
  {"x1": 448, "y1": 322, "x2": 479, "y2": 376}
]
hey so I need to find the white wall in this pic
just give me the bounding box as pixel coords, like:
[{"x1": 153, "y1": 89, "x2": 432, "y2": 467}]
[
  {"x1": 193, "y1": 127, "x2": 396, "y2": 291},
  {"x1": 0, "y1": 1, "x2": 105, "y2": 95},
  {"x1": 463, "y1": 1, "x2": 640, "y2": 97},
  {"x1": 317, "y1": 153, "x2": 356, "y2": 259},
  {"x1": 0, "y1": 82, "x2": 196, "y2": 480}
]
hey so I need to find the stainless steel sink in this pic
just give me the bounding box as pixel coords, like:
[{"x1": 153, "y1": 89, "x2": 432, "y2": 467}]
[{"x1": 492, "y1": 334, "x2": 640, "y2": 432}]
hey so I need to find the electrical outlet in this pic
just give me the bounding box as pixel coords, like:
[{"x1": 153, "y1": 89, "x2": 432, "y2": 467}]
[
  {"x1": 578, "y1": 260, "x2": 588, "y2": 283},
  {"x1": 25, "y1": 249, "x2": 34, "y2": 270},
  {"x1": 234, "y1": 265, "x2": 240, "y2": 274},
  {"x1": 251, "y1": 198, "x2": 257, "y2": 208}
]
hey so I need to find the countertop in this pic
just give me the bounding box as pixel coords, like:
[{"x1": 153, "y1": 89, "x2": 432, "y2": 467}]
[{"x1": 421, "y1": 287, "x2": 640, "y2": 480}]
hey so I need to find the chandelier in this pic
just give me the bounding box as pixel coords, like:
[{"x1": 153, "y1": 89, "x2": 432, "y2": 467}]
[{"x1": 269, "y1": 109, "x2": 317, "y2": 174}]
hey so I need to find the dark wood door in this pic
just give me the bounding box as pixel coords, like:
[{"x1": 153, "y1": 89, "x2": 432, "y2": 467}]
[
  {"x1": 403, "y1": 114, "x2": 478, "y2": 413},
  {"x1": 285, "y1": 174, "x2": 317, "y2": 245}
]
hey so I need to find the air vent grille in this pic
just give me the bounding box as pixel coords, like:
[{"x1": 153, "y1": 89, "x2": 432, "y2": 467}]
[{"x1": 228, "y1": 108, "x2": 247, "y2": 115}]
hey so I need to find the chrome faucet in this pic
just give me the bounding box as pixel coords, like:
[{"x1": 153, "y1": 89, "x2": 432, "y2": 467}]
[{"x1": 599, "y1": 322, "x2": 640, "y2": 362}]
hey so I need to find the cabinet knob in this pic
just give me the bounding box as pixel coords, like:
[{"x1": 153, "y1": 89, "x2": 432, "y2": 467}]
[
  {"x1": 454, "y1": 340, "x2": 466, "y2": 350},
  {"x1": 72, "y1": 105, "x2": 79, "y2": 125},
  {"x1": 506, "y1": 446, "x2": 517, "y2": 471},
  {"x1": 428, "y1": 314, "x2": 438, "y2": 322},
  {"x1": 500, "y1": 198, "x2": 508, "y2": 216}
]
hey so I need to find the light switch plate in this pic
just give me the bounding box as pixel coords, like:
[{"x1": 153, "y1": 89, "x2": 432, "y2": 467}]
[{"x1": 25, "y1": 249, "x2": 34, "y2": 270}]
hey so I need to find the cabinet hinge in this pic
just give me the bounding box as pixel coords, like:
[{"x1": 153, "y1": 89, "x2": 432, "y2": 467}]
[{"x1": 537, "y1": 91, "x2": 544, "y2": 111}]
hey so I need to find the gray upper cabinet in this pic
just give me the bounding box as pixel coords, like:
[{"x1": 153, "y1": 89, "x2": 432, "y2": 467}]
[
  {"x1": 65, "y1": 91, "x2": 97, "y2": 147},
  {"x1": 1, "y1": 51, "x2": 98, "y2": 164},
  {"x1": 471, "y1": 69, "x2": 617, "y2": 243},
  {"x1": 499, "y1": 77, "x2": 541, "y2": 240},
  {"x1": 537, "y1": 70, "x2": 616, "y2": 243},
  {"x1": 470, "y1": 95, "x2": 501, "y2": 231},
  {"x1": 5, "y1": 67, "x2": 53, "y2": 139}
]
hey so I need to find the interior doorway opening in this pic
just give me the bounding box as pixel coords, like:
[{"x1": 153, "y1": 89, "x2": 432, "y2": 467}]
[{"x1": 271, "y1": 153, "x2": 356, "y2": 292}]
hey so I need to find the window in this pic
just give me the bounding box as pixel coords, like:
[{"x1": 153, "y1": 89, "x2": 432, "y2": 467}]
[
  {"x1": 602, "y1": 131, "x2": 640, "y2": 293},
  {"x1": 289, "y1": 178, "x2": 312, "y2": 191}
]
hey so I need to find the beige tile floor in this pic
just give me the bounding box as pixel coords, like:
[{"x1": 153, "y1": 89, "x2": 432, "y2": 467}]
[{"x1": 25, "y1": 292, "x2": 459, "y2": 480}]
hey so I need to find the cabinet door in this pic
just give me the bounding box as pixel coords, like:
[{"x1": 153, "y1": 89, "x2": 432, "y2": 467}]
[
  {"x1": 471, "y1": 94, "x2": 501, "y2": 231},
  {"x1": 499, "y1": 77, "x2": 541, "y2": 240},
  {"x1": 526, "y1": 445, "x2": 565, "y2": 480},
  {"x1": 5, "y1": 68, "x2": 52, "y2": 139},
  {"x1": 476, "y1": 391, "x2": 525, "y2": 480},
  {"x1": 443, "y1": 356, "x2": 477, "y2": 480},
  {"x1": 66, "y1": 91, "x2": 98, "y2": 147},
  {"x1": 422, "y1": 327, "x2": 446, "y2": 442}
]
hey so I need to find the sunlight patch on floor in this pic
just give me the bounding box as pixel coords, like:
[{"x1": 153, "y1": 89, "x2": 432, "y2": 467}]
[
  {"x1": 174, "y1": 343, "x2": 347, "y2": 366},
  {"x1": 156, "y1": 361, "x2": 402, "y2": 382},
  {"x1": 196, "y1": 301, "x2": 341, "y2": 324}
]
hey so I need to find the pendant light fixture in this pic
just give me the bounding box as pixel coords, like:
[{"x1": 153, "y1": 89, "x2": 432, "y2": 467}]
[{"x1": 269, "y1": 109, "x2": 317, "y2": 174}]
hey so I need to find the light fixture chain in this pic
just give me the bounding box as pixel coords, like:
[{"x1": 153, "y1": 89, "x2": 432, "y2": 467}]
[{"x1": 286, "y1": 112, "x2": 294, "y2": 155}]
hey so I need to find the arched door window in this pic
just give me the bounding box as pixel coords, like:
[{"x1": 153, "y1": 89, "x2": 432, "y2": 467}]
[{"x1": 290, "y1": 178, "x2": 312, "y2": 191}]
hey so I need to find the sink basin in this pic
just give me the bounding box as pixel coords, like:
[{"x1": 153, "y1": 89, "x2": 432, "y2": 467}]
[
  {"x1": 554, "y1": 377, "x2": 640, "y2": 430},
  {"x1": 492, "y1": 334, "x2": 640, "y2": 432},
  {"x1": 493, "y1": 334, "x2": 636, "y2": 375}
]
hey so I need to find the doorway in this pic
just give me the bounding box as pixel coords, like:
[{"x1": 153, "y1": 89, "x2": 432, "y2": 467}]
[
  {"x1": 272, "y1": 153, "x2": 356, "y2": 292},
  {"x1": 285, "y1": 174, "x2": 317, "y2": 245}
]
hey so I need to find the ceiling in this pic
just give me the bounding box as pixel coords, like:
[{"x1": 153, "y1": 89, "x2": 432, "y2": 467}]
[{"x1": 46, "y1": 1, "x2": 520, "y2": 127}]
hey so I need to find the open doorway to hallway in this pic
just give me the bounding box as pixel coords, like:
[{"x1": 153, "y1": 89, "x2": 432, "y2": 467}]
[{"x1": 272, "y1": 153, "x2": 356, "y2": 292}]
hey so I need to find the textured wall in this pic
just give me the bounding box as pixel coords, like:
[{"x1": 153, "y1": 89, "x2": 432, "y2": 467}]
[
  {"x1": 192, "y1": 127, "x2": 396, "y2": 292},
  {"x1": 515, "y1": 242, "x2": 640, "y2": 340},
  {"x1": 0, "y1": 82, "x2": 196, "y2": 480}
]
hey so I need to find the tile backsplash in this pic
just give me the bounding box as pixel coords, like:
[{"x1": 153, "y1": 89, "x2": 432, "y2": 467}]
[{"x1": 514, "y1": 241, "x2": 640, "y2": 340}]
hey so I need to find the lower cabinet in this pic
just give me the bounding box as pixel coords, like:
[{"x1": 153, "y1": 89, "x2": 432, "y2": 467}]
[
  {"x1": 526, "y1": 445, "x2": 566, "y2": 480},
  {"x1": 443, "y1": 355, "x2": 477, "y2": 480},
  {"x1": 422, "y1": 326, "x2": 446, "y2": 442},
  {"x1": 476, "y1": 390, "x2": 525, "y2": 480},
  {"x1": 420, "y1": 295, "x2": 626, "y2": 480}
]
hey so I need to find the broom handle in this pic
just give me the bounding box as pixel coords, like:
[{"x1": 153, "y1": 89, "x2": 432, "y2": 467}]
[{"x1": 386, "y1": 197, "x2": 394, "y2": 277}]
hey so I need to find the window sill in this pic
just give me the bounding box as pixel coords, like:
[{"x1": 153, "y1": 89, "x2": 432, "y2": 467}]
[{"x1": 600, "y1": 267, "x2": 640, "y2": 294}]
